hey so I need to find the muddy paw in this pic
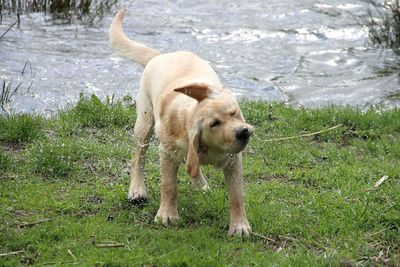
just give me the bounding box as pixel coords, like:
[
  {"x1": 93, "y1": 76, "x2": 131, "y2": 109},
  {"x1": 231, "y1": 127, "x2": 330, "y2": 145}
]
[
  {"x1": 154, "y1": 208, "x2": 180, "y2": 226},
  {"x1": 228, "y1": 219, "x2": 252, "y2": 237},
  {"x1": 128, "y1": 190, "x2": 148, "y2": 205}
]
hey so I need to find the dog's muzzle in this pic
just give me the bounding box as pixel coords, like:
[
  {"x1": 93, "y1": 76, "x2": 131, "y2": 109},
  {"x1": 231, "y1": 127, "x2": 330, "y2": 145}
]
[
  {"x1": 235, "y1": 127, "x2": 252, "y2": 142},
  {"x1": 233, "y1": 127, "x2": 253, "y2": 153}
]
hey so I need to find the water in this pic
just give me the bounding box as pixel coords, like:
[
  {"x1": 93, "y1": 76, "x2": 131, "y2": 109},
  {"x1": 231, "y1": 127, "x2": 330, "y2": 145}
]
[{"x1": 1, "y1": 0, "x2": 399, "y2": 115}]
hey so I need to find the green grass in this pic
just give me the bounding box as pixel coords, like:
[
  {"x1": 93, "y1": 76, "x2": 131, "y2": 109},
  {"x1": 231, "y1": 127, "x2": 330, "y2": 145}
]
[
  {"x1": 0, "y1": 95, "x2": 399, "y2": 266},
  {"x1": 0, "y1": 148, "x2": 13, "y2": 172},
  {"x1": 0, "y1": 114, "x2": 44, "y2": 144}
]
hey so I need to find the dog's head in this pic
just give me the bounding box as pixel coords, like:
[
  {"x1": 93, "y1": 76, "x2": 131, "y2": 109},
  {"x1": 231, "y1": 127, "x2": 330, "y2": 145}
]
[{"x1": 174, "y1": 83, "x2": 253, "y2": 177}]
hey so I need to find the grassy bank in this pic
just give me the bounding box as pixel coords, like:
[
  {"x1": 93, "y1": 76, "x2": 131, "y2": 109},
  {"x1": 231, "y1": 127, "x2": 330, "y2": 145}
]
[{"x1": 0, "y1": 95, "x2": 399, "y2": 266}]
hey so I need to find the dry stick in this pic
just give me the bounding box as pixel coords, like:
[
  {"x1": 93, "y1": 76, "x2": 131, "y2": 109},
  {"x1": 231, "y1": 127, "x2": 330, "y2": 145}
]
[
  {"x1": 22, "y1": 61, "x2": 32, "y2": 76},
  {"x1": 279, "y1": 235, "x2": 297, "y2": 241},
  {"x1": 36, "y1": 260, "x2": 84, "y2": 266},
  {"x1": 88, "y1": 164, "x2": 99, "y2": 179},
  {"x1": 0, "y1": 251, "x2": 24, "y2": 257},
  {"x1": 263, "y1": 124, "x2": 343, "y2": 142},
  {"x1": 26, "y1": 72, "x2": 36, "y2": 93},
  {"x1": 367, "y1": 226, "x2": 394, "y2": 237},
  {"x1": 252, "y1": 232, "x2": 277, "y2": 243},
  {"x1": 252, "y1": 232, "x2": 296, "y2": 242},
  {"x1": 19, "y1": 218, "x2": 51, "y2": 228},
  {"x1": 362, "y1": 176, "x2": 390, "y2": 193},
  {"x1": 95, "y1": 243, "x2": 125, "y2": 248},
  {"x1": 67, "y1": 249, "x2": 77, "y2": 261},
  {"x1": 0, "y1": 20, "x2": 18, "y2": 40}
]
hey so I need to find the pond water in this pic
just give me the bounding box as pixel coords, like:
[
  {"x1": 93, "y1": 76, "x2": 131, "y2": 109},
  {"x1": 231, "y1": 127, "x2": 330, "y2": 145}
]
[{"x1": 1, "y1": 0, "x2": 399, "y2": 115}]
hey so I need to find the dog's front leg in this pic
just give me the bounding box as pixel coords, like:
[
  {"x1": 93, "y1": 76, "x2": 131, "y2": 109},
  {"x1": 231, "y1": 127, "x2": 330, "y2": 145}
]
[
  {"x1": 223, "y1": 153, "x2": 251, "y2": 237},
  {"x1": 155, "y1": 149, "x2": 180, "y2": 226}
]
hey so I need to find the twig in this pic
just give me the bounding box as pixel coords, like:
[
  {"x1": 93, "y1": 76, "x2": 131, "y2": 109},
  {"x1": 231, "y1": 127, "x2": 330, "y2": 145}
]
[
  {"x1": 88, "y1": 164, "x2": 99, "y2": 179},
  {"x1": 17, "y1": 9, "x2": 20, "y2": 28},
  {"x1": 27, "y1": 72, "x2": 36, "y2": 93},
  {"x1": 374, "y1": 175, "x2": 389, "y2": 188},
  {"x1": 252, "y1": 232, "x2": 277, "y2": 242},
  {"x1": 19, "y1": 218, "x2": 51, "y2": 228},
  {"x1": 0, "y1": 250, "x2": 24, "y2": 257},
  {"x1": 366, "y1": 175, "x2": 389, "y2": 191},
  {"x1": 0, "y1": 20, "x2": 18, "y2": 40},
  {"x1": 367, "y1": 226, "x2": 394, "y2": 237},
  {"x1": 95, "y1": 243, "x2": 125, "y2": 248},
  {"x1": 252, "y1": 232, "x2": 297, "y2": 242},
  {"x1": 278, "y1": 235, "x2": 297, "y2": 241},
  {"x1": 13, "y1": 82, "x2": 23, "y2": 94},
  {"x1": 67, "y1": 249, "x2": 77, "y2": 260},
  {"x1": 22, "y1": 61, "x2": 33, "y2": 76},
  {"x1": 36, "y1": 261, "x2": 84, "y2": 266},
  {"x1": 263, "y1": 124, "x2": 343, "y2": 142},
  {"x1": 90, "y1": 233, "x2": 125, "y2": 249}
]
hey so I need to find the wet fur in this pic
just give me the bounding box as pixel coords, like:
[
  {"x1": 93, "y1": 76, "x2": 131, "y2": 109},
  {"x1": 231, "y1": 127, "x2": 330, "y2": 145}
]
[{"x1": 110, "y1": 9, "x2": 253, "y2": 237}]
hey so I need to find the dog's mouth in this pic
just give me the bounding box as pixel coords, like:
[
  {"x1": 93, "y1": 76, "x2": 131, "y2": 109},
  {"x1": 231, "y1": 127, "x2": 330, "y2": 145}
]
[
  {"x1": 231, "y1": 139, "x2": 250, "y2": 154},
  {"x1": 198, "y1": 127, "x2": 252, "y2": 156},
  {"x1": 198, "y1": 140, "x2": 247, "y2": 157}
]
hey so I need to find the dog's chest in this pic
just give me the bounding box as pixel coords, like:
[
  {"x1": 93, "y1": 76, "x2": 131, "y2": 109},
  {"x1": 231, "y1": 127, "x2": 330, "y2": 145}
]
[{"x1": 161, "y1": 138, "x2": 188, "y2": 162}]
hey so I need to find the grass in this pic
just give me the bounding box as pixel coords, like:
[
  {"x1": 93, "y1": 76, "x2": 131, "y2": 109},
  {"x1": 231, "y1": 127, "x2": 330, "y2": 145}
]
[
  {"x1": 0, "y1": 95, "x2": 399, "y2": 266},
  {"x1": 0, "y1": 114, "x2": 44, "y2": 144}
]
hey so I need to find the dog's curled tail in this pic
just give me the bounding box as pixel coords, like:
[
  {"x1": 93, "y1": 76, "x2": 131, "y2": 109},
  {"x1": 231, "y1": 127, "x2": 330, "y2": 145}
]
[{"x1": 109, "y1": 9, "x2": 161, "y2": 67}]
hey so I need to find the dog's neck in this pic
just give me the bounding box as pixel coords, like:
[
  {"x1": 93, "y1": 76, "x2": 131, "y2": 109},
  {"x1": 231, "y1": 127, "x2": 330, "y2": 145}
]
[{"x1": 198, "y1": 140, "x2": 235, "y2": 169}]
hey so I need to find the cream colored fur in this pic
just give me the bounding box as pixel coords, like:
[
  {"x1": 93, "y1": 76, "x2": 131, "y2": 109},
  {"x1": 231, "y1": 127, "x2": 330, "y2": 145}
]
[{"x1": 109, "y1": 9, "x2": 253, "y2": 237}]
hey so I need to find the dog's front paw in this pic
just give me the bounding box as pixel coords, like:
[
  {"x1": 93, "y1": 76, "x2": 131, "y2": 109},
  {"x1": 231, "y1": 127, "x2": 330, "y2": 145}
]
[
  {"x1": 228, "y1": 218, "x2": 252, "y2": 237},
  {"x1": 128, "y1": 188, "x2": 148, "y2": 205},
  {"x1": 154, "y1": 208, "x2": 179, "y2": 226}
]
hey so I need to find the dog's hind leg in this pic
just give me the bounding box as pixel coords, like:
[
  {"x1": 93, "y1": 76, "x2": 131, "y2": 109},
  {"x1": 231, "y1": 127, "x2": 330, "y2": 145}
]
[{"x1": 128, "y1": 90, "x2": 154, "y2": 204}]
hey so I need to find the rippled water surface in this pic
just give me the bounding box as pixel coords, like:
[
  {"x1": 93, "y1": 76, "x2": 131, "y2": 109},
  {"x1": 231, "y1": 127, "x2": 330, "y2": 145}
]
[{"x1": 1, "y1": 0, "x2": 399, "y2": 114}]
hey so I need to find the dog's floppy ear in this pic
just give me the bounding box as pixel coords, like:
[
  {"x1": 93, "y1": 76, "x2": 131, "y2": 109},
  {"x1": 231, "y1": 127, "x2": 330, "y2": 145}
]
[
  {"x1": 186, "y1": 124, "x2": 201, "y2": 178},
  {"x1": 174, "y1": 83, "x2": 215, "y2": 102}
]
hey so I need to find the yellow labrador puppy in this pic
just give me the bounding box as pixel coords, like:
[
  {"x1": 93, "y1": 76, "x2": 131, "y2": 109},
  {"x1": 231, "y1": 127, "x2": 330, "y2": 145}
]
[{"x1": 110, "y1": 9, "x2": 253, "y2": 237}]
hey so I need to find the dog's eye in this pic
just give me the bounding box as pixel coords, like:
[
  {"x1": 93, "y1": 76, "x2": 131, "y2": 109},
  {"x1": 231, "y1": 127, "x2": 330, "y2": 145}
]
[
  {"x1": 230, "y1": 110, "x2": 236, "y2": 116},
  {"x1": 210, "y1": 119, "x2": 221, "y2": 128}
]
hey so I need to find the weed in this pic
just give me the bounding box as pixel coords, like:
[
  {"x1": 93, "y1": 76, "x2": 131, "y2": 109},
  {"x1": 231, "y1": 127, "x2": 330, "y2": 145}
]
[
  {"x1": 27, "y1": 138, "x2": 83, "y2": 178},
  {"x1": 0, "y1": 114, "x2": 44, "y2": 144},
  {"x1": 0, "y1": 148, "x2": 12, "y2": 173},
  {"x1": 1, "y1": 0, "x2": 117, "y2": 25},
  {"x1": 67, "y1": 94, "x2": 136, "y2": 129},
  {"x1": 0, "y1": 80, "x2": 21, "y2": 114},
  {"x1": 367, "y1": 0, "x2": 400, "y2": 50},
  {"x1": 1, "y1": 62, "x2": 36, "y2": 114},
  {"x1": 241, "y1": 101, "x2": 278, "y2": 126}
]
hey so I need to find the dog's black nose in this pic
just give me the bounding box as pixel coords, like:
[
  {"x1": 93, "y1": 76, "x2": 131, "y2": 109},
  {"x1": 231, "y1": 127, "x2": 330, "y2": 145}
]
[{"x1": 236, "y1": 127, "x2": 251, "y2": 141}]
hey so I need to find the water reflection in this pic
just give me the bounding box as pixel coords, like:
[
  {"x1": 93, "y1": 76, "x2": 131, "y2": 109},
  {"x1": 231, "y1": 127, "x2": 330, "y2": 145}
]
[{"x1": 0, "y1": 0, "x2": 399, "y2": 114}]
